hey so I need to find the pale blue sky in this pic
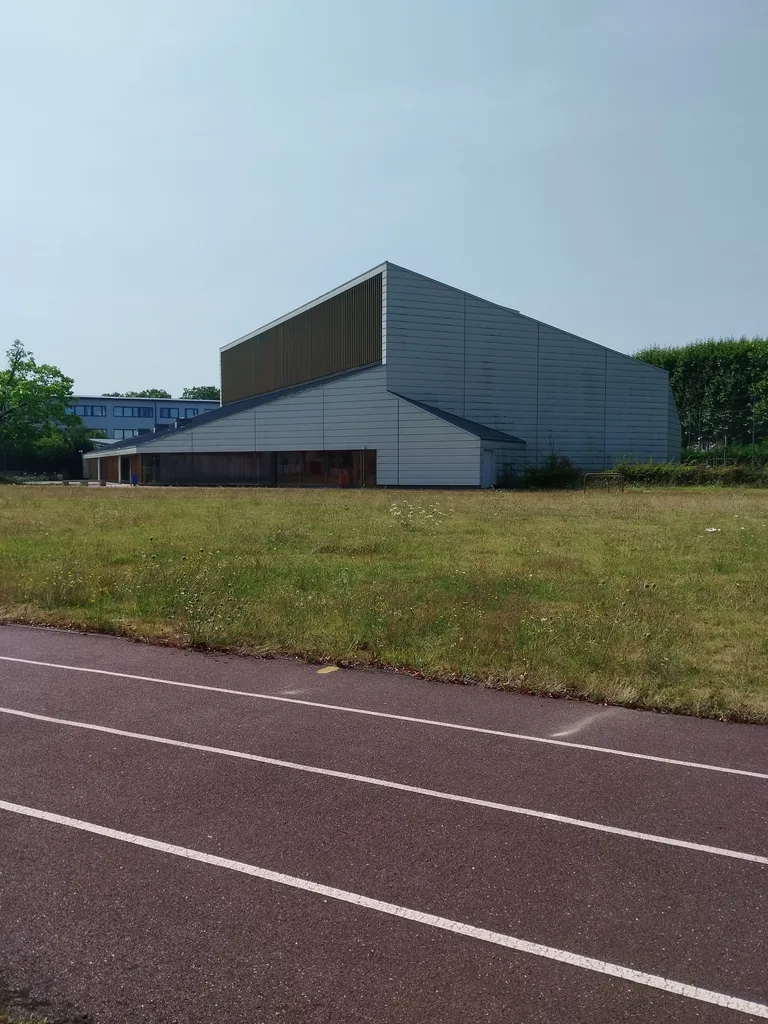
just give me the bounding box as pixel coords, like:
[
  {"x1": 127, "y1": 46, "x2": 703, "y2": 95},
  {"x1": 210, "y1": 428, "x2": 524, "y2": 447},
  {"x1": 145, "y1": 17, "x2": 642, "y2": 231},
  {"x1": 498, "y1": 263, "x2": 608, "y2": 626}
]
[{"x1": 2, "y1": 0, "x2": 766, "y2": 396}]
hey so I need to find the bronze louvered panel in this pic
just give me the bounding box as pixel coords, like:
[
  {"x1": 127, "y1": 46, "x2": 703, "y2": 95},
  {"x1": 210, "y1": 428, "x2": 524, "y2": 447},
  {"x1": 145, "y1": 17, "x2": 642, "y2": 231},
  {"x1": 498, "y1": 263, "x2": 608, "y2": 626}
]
[
  {"x1": 220, "y1": 338, "x2": 252, "y2": 409},
  {"x1": 221, "y1": 273, "x2": 382, "y2": 404}
]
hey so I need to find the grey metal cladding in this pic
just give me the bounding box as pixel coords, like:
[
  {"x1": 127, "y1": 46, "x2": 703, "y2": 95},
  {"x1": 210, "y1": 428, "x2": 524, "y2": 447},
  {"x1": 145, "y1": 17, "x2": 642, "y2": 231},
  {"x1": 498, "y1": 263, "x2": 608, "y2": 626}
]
[
  {"x1": 107, "y1": 364, "x2": 506, "y2": 487},
  {"x1": 385, "y1": 263, "x2": 677, "y2": 468},
  {"x1": 221, "y1": 274, "x2": 383, "y2": 404}
]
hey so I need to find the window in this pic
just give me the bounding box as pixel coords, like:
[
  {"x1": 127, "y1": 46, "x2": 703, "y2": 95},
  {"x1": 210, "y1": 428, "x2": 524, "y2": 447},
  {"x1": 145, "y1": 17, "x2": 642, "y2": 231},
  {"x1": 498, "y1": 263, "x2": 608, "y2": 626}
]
[
  {"x1": 185, "y1": 407, "x2": 200, "y2": 418},
  {"x1": 159, "y1": 407, "x2": 180, "y2": 419},
  {"x1": 113, "y1": 406, "x2": 155, "y2": 418},
  {"x1": 113, "y1": 428, "x2": 141, "y2": 439},
  {"x1": 71, "y1": 404, "x2": 106, "y2": 417}
]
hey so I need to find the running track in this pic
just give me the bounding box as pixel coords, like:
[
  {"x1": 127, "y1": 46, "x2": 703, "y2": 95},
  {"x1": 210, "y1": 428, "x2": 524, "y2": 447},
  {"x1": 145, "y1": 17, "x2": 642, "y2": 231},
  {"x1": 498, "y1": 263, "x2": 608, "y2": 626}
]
[{"x1": 0, "y1": 623, "x2": 766, "y2": 1022}]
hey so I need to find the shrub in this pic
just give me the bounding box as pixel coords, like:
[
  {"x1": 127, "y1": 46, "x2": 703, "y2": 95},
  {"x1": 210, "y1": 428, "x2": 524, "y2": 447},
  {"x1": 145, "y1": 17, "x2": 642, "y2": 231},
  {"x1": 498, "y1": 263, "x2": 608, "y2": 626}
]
[
  {"x1": 520, "y1": 454, "x2": 582, "y2": 490},
  {"x1": 494, "y1": 463, "x2": 520, "y2": 489}
]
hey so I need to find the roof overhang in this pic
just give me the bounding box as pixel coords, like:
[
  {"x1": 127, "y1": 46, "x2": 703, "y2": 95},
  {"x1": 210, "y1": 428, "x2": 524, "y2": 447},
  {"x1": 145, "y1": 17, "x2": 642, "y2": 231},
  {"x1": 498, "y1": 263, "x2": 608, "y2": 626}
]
[{"x1": 83, "y1": 447, "x2": 139, "y2": 459}]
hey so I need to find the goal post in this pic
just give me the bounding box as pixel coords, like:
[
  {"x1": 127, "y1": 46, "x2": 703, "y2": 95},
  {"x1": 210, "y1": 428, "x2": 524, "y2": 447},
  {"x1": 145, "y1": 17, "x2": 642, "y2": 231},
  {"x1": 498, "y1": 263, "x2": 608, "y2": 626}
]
[{"x1": 582, "y1": 472, "x2": 625, "y2": 494}]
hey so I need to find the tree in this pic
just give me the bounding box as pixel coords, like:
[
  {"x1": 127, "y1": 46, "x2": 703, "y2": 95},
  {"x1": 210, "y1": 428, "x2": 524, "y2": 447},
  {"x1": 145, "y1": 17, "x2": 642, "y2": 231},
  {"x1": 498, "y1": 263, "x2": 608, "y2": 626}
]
[
  {"x1": 34, "y1": 423, "x2": 97, "y2": 459},
  {"x1": 181, "y1": 385, "x2": 220, "y2": 401},
  {"x1": 636, "y1": 337, "x2": 768, "y2": 447},
  {"x1": 101, "y1": 388, "x2": 172, "y2": 398},
  {"x1": 0, "y1": 340, "x2": 78, "y2": 457}
]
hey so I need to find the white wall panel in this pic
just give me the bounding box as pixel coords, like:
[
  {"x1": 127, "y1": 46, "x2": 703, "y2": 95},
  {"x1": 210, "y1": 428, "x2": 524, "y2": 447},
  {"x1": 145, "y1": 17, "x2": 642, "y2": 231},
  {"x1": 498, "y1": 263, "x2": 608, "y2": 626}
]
[
  {"x1": 133, "y1": 406, "x2": 256, "y2": 454},
  {"x1": 255, "y1": 391, "x2": 323, "y2": 448},
  {"x1": 396, "y1": 400, "x2": 481, "y2": 486},
  {"x1": 323, "y1": 366, "x2": 398, "y2": 483},
  {"x1": 385, "y1": 264, "x2": 465, "y2": 415},
  {"x1": 125, "y1": 364, "x2": 494, "y2": 486}
]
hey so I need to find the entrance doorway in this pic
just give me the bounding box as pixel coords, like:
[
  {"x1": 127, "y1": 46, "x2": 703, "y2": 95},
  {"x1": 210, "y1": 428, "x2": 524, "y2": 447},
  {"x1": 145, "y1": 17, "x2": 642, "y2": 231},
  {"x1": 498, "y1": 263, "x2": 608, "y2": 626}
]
[{"x1": 481, "y1": 449, "x2": 496, "y2": 488}]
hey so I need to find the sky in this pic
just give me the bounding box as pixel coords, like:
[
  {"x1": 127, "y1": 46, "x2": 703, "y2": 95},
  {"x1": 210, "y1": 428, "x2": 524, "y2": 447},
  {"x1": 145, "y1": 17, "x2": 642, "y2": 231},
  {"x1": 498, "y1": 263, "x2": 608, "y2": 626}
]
[{"x1": 2, "y1": 0, "x2": 766, "y2": 397}]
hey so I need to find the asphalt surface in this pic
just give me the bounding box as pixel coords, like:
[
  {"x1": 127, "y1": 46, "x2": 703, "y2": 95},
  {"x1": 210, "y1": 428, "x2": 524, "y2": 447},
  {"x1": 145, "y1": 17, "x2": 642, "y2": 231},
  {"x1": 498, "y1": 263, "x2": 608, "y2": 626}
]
[{"x1": 0, "y1": 624, "x2": 766, "y2": 1023}]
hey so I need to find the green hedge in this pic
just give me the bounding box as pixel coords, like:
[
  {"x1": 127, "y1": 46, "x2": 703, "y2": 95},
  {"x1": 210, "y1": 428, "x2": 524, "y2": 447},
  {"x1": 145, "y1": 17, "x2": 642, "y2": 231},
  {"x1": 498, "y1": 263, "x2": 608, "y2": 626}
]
[
  {"x1": 636, "y1": 337, "x2": 768, "y2": 446},
  {"x1": 613, "y1": 459, "x2": 768, "y2": 487},
  {"x1": 681, "y1": 442, "x2": 768, "y2": 467}
]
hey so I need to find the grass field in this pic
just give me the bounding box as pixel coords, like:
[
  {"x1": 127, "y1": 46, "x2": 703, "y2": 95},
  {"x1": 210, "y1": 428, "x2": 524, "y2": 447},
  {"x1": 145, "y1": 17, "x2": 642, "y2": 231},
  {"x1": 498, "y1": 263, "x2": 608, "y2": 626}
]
[
  {"x1": 0, "y1": 980, "x2": 54, "y2": 1024},
  {"x1": 1, "y1": 485, "x2": 767, "y2": 721}
]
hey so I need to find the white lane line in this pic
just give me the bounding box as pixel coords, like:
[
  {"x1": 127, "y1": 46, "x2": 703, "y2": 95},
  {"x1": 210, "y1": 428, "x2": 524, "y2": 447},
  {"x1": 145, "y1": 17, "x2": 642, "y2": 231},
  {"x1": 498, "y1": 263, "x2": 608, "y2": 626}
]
[
  {"x1": 1, "y1": 801, "x2": 766, "y2": 1018},
  {"x1": 2, "y1": 706, "x2": 766, "y2": 865},
  {"x1": 1, "y1": 655, "x2": 766, "y2": 780}
]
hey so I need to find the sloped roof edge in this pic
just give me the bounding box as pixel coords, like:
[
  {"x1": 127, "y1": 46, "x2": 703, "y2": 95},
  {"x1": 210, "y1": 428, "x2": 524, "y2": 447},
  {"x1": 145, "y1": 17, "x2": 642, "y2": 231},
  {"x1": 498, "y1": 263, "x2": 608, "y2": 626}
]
[
  {"x1": 390, "y1": 393, "x2": 525, "y2": 445},
  {"x1": 83, "y1": 364, "x2": 381, "y2": 458}
]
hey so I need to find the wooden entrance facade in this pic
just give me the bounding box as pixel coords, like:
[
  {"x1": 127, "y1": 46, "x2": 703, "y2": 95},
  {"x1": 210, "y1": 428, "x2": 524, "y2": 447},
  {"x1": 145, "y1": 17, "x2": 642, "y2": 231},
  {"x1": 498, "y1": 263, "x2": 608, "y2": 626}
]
[{"x1": 87, "y1": 450, "x2": 377, "y2": 487}]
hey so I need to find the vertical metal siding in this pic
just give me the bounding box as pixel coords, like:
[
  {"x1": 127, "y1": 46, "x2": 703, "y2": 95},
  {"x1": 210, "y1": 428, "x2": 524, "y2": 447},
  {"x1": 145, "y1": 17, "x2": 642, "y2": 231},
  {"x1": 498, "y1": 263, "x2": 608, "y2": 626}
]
[{"x1": 221, "y1": 274, "x2": 383, "y2": 404}]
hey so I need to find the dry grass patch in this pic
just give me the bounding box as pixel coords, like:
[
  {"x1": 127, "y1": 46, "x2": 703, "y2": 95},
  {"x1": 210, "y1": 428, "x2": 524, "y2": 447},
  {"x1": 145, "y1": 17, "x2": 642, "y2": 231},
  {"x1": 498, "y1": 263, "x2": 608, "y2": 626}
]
[{"x1": 1, "y1": 486, "x2": 767, "y2": 720}]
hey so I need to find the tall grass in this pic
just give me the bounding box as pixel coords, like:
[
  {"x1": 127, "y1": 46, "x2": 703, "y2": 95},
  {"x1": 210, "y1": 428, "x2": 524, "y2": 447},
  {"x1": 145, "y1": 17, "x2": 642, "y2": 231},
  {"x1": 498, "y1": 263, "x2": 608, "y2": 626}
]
[{"x1": 1, "y1": 486, "x2": 767, "y2": 720}]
